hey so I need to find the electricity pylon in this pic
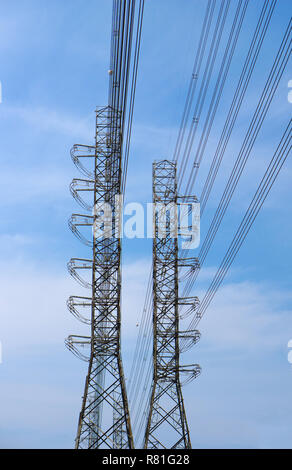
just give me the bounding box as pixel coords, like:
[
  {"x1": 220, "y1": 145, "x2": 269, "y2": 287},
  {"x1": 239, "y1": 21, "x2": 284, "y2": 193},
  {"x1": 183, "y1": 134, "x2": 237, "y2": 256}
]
[
  {"x1": 65, "y1": 0, "x2": 138, "y2": 449},
  {"x1": 66, "y1": 106, "x2": 133, "y2": 449},
  {"x1": 144, "y1": 160, "x2": 201, "y2": 449}
]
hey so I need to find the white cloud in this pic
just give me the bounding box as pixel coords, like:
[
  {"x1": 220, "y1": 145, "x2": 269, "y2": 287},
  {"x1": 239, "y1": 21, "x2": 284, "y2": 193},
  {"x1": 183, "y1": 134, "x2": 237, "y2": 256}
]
[
  {"x1": 0, "y1": 258, "x2": 88, "y2": 448},
  {"x1": 1, "y1": 104, "x2": 94, "y2": 141},
  {"x1": 0, "y1": 257, "x2": 291, "y2": 448},
  {"x1": 0, "y1": 261, "x2": 87, "y2": 355}
]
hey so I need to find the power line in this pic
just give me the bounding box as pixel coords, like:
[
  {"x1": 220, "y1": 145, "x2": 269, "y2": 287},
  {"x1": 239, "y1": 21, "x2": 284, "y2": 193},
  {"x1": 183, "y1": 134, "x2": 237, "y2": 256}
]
[{"x1": 184, "y1": 119, "x2": 291, "y2": 337}]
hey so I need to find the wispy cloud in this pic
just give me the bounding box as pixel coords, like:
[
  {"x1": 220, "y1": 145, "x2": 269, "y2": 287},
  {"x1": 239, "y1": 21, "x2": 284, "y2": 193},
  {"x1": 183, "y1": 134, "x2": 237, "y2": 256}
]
[{"x1": 1, "y1": 105, "x2": 94, "y2": 141}]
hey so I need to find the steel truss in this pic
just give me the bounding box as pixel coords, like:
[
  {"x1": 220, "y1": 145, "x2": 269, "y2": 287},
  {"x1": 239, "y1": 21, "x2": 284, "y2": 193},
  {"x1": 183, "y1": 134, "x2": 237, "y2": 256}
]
[
  {"x1": 144, "y1": 160, "x2": 201, "y2": 449},
  {"x1": 67, "y1": 106, "x2": 133, "y2": 449}
]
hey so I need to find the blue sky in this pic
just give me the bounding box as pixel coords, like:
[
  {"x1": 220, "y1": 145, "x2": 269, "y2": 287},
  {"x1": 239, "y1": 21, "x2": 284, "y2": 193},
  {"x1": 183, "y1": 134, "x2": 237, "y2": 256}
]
[{"x1": 0, "y1": 0, "x2": 291, "y2": 448}]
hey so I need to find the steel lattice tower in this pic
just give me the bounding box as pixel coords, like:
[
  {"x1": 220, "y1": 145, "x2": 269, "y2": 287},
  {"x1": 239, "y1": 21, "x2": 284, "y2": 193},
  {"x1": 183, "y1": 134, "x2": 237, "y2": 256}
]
[
  {"x1": 65, "y1": 0, "x2": 138, "y2": 449},
  {"x1": 66, "y1": 106, "x2": 133, "y2": 449},
  {"x1": 144, "y1": 160, "x2": 201, "y2": 449}
]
